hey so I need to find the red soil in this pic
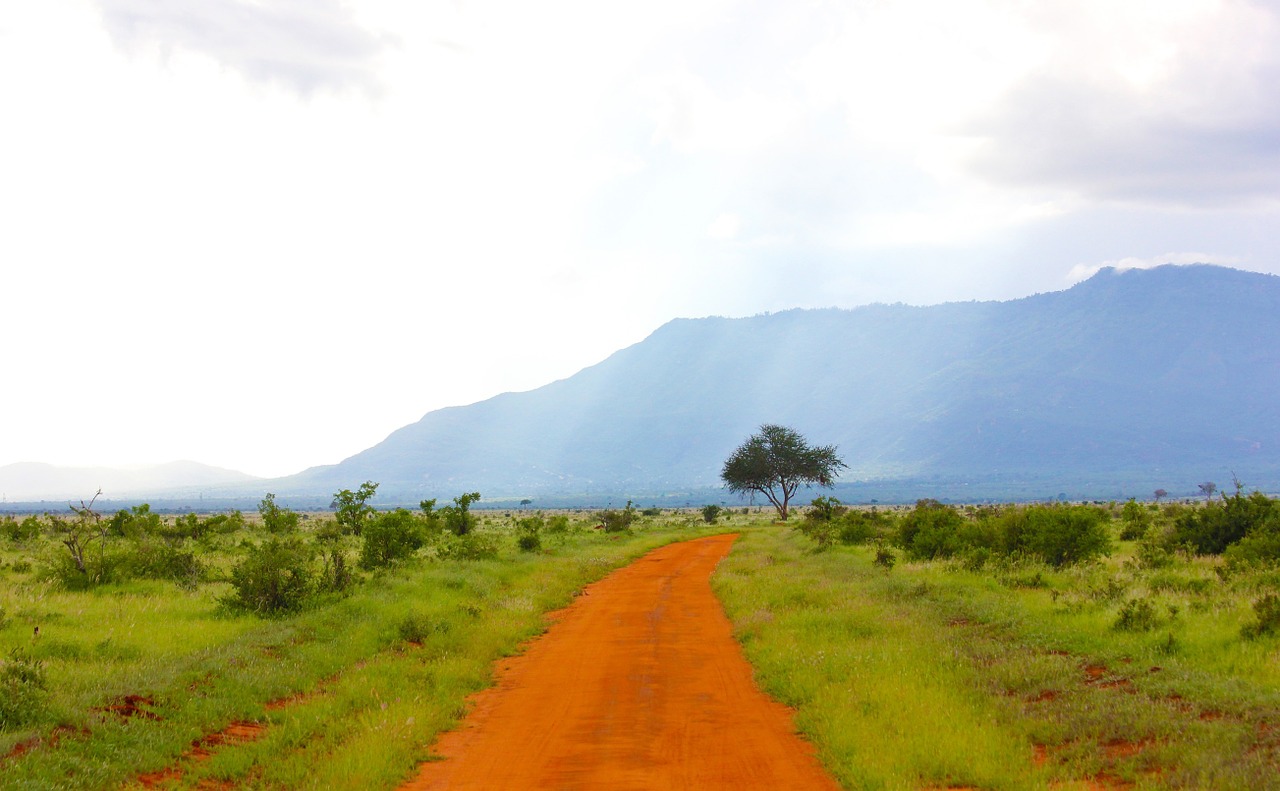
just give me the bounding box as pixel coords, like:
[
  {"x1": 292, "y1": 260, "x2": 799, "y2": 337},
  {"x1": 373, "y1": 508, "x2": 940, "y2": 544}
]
[
  {"x1": 400, "y1": 533, "x2": 840, "y2": 790},
  {"x1": 135, "y1": 720, "x2": 266, "y2": 788}
]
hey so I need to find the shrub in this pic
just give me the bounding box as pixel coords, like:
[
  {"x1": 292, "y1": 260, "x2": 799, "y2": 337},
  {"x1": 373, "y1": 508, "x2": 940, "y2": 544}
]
[
  {"x1": 1115, "y1": 597, "x2": 1160, "y2": 632},
  {"x1": 107, "y1": 504, "x2": 164, "y2": 538},
  {"x1": 545, "y1": 515, "x2": 572, "y2": 534},
  {"x1": 992, "y1": 505, "x2": 1109, "y2": 567},
  {"x1": 598, "y1": 501, "x2": 637, "y2": 533},
  {"x1": 439, "y1": 492, "x2": 481, "y2": 537},
  {"x1": 896, "y1": 500, "x2": 966, "y2": 560},
  {"x1": 701, "y1": 504, "x2": 723, "y2": 524},
  {"x1": 0, "y1": 649, "x2": 47, "y2": 729},
  {"x1": 399, "y1": 612, "x2": 447, "y2": 643},
  {"x1": 873, "y1": 541, "x2": 897, "y2": 570},
  {"x1": 1173, "y1": 489, "x2": 1280, "y2": 555},
  {"x1": 838, "y1": 510, "x2": 893, "y2": 546},
  {"x1": 1241, "y1": 593, "x2": 1280, "y2": 639},
  {"x1": 331, "y1": 481, "x2": 379, "y2": 536},
  {"x1": 1, "y1": 515, "x2": 40, "y2": 543},
  {"x1": 1135, "y1": 525, "x2": 1178, "y2": 569},
  {"x1": 225, "y1": 537, "x2": 314, "y2": 615},
  {"x1": 258, "y1": 493, "x2": 300, "y2": 534},
  {"x1": 125, "y1": 541, "x2": 203, "y2": 587},
  {"x1": 641, "y1": 507, "x2": 662, "y2": 517},
  {"x1": 1223, "y1": 531, "x2": 1280, "y2": 570},
  {"x1": 436, "y1": 531, "x2": 499, "y2": 560},
  {"x1": 201, "y1": 511, "x2": 247, "y2": 535},
  {"x1": 1119, "y1": 498, "x2": 1152, "y2": 541},
  {"x1": 515, "y1": 516, "x2": 543, "y2": 552},
  {"x1": 360, "y1": 509, "x2": 426, "y2": 569}
]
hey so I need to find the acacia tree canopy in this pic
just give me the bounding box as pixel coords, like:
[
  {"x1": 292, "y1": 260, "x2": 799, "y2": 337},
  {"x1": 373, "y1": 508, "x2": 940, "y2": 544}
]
[{"x1": 720, "y1": 424, "x2": 846, "y2": 521}]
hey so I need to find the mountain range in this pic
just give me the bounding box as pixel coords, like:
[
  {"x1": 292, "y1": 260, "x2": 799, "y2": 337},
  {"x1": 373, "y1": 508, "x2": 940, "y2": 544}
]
[
  {"x1": 275, "y1": 263, "x2": 1280, "y2": 503},
  {"x1": 7, "y1": 264, "x2": 1278, "y2": 506}
]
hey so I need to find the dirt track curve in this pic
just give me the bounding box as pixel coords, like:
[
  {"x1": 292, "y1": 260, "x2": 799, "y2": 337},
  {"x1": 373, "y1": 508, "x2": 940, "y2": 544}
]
[{"x1": 400, "y1": 533, "x2": 840, "y2": 790}]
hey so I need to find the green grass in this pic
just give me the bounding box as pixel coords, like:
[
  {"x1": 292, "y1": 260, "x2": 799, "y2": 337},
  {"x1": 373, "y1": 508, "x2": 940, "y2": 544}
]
[
  {"x1": 7, "y1": 505, "x2": 1280, "y2": 789},
  {"x1": 713, "y1": 526, "x2": 1280, "y2": 789},
  {"x1": 0, "y1": 511, "x2": 719, "y2": 789}
]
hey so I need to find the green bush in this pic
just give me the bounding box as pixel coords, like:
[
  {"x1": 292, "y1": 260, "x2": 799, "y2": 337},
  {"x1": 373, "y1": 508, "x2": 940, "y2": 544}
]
[
  {"x1": 0, "y1": 649, "x2": 47, "y2": 729},
  {"x1": 224, "y1": 537, "x2": 314, "y2": 615},
  {"x1": 125, "y1": 540, "x2": 203, "y2": 587},
  {"x1": 399, "y1": 612, "x2": 447, "y2": 643},
  {"x1": 435, "y1": 531, "x2": 499, "y2": 560},
  {"x1": 838, "y1": 509, "x2": 893, "y2": 545},
  {"x1": 1241, "y1": 593, "x2": 1280, "y2": 639},
  {"x1": 42, "y1": 546, "x2": 127, "y2": 589},
  {"x1": 1114, "y1": 597, "x2": 1160, "y2": 632},
  {"x1": 873, "y1": 541, "x2": 897, "y2": 570},
  {"x1": 701, "y1": 504, "x2": 723, "y2": 524},
  {"x1": 598, "y1": 501, "x2": 637, "y2": 533},
  {"x1": 1009, "y1": 505, "x2": 1111, "y2": 568},
  {"x1": 896, "y1": 500, "x2": 966, "y2": 560},
  {"x1": 107, "y1": 504, "x2": 164, "y2": 538},
  {"x1": 359, "y1": 509, "x2": 425, "y2": 570},
  {"x1": 545, "y1": 515, "x2": 571, "y2": 534},
  {"x1": 258, "y1": 493, "x2": 300, "y2": 534},
  {"x1": 1, "y1": 515, "x2": 40, "y2": 543},
  {"x1": 1173, "y1": 489, "x2": 1280, "y2": 555},
  {"x1": 1119, "y1": 498, "x2": 1152, "y2": 541},
  {"x1": 515, "y1": 516, "x2": 543, "y2": 552}
]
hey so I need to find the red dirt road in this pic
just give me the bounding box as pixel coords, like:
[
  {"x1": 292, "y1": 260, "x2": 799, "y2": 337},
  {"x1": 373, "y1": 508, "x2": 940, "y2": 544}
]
[{"x1": 400, "y1": 533, "x2": 840, "y2": 790}]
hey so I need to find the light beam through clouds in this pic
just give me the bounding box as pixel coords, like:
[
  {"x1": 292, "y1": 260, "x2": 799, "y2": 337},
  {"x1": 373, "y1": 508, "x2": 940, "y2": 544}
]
[{"x1": 1, "y1": 0, "x2": 1277, "y2": 479}]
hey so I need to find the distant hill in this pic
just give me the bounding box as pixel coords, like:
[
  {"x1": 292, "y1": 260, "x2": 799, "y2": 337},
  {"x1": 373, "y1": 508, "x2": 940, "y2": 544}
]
[
  {"x1": 0, "y1": 461, "x2": 260, "y2": 503},
  {"x1": 270, "y1": 264, "x2": 1280, "y2": 502}
]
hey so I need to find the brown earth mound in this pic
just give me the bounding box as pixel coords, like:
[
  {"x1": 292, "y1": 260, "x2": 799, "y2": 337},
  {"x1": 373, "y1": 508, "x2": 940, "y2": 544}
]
[{"x1": 400, "y1": 533, "x2": 839, "y2": 790}]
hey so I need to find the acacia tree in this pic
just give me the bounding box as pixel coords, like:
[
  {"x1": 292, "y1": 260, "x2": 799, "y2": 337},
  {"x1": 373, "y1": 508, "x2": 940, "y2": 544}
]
[
  {"x1": 331, "y1": 481, "x2": 379, "y2": 536},
  {"x1": 720, "y1": 424, "x2": 846, "y2": 521}
]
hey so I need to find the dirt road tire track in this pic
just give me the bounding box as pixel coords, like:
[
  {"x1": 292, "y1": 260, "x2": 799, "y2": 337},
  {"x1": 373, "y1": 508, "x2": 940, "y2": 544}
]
[{"x1": 400, "y1": 533, "x2": 840, "y2": 790}]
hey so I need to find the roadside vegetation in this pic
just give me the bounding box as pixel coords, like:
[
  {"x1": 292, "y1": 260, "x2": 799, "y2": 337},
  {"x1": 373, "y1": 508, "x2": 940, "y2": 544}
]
[
  {"x1": 0, "y1": 490, "x2": 720, "y2": 789},
  {"x1": 3, "y1": 480, "x2": 1279, "y2": 789},
  {"x1": 716, "y1": 487, "x2": 1280, "y2": 789}
]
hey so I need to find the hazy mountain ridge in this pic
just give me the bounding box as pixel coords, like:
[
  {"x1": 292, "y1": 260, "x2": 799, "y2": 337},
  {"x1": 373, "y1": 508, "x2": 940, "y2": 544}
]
[
  {"x1": 0, "y1": 461, "x2": 260, "y2": 502},
  {"x1": 8, "y1": 264, "x2": 1276, "y2": 504},
  {"x1": 276, "y1": 263, "x2": 1280, "y2": 500}
]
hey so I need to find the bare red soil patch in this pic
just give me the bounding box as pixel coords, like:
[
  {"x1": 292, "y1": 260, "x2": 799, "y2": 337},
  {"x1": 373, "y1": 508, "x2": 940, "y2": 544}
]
[
  {"x1": 400, "y1": 533, "x2": 840, "y2": 790},
  {"x1": 1, "y1": 725, "x2": 87, "y2": 765},
  {"x1": 1102, "y1": 737, "x2": 1153, "y2": 760},
  {"x1": 97, "y1": 694, "x2": 161, "y2": 721},
  {"x1": 136, "y1": 720, "x2": 266, "y2": 788}
]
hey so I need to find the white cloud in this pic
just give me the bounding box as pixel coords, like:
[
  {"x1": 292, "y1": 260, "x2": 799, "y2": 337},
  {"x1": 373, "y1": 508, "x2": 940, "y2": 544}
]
[
  {"x1": 94, "y1": 0, "x2": 388, "y2": 96},
  {"x1": 706, "y1": 212, "x2": 741, "y2": 240},
  {"x1": 1066, "y1": 252, "x2": 1245, "y2": 284},
  {"x1": 2, "y1": 1, "x2": 1279, "y2": 479}
]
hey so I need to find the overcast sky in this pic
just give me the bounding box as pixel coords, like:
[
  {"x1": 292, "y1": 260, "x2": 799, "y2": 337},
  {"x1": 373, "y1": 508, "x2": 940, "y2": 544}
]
[{"x1": 2, "y1": 0, "x2": 1278, "y2": 479}]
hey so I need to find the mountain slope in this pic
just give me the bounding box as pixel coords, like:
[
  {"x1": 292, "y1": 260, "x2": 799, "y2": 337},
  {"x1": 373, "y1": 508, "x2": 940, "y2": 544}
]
[
  {"x1": 0, "y1": 461, "x2": 260, "y2": 502},
  {"x1": 277, "y1": 264, "x2": 1280, "y2": 499}
]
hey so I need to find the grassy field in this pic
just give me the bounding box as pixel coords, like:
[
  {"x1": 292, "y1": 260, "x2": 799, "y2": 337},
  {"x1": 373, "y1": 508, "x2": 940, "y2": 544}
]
[
  {"x1": 3, "y1": 498, "x2": 1279, "y2": 789},
  {"x1": 713, "y1": 515, "x2": 1280, "y2": 790},
  {"x1": 0, "y1": 505, "x2": 720, "y2": 790}
]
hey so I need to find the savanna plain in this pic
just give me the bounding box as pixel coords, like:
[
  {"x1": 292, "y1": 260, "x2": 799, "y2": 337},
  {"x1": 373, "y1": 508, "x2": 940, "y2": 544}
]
[{"x1": 1, "y1": 488, "x2": 1279, "y2": 790}]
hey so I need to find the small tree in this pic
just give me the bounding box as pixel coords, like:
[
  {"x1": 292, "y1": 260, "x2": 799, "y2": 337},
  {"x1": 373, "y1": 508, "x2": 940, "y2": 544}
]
[
  {"x1": 52, "y1": 490, "x2": 111, "y2": 581},
  {"x1": 258, "y1": 493, "x2": 300, "y2": 533},
  {"x1": 720, "y1": 424, "x2": 846, "y2": 520},
  {"x1": 440, "y1": 492, "x2": 481, "y2": 536},
  {"x1": 1154, "y1": 489, "x2": 1168, "y2": 503},
  {"x1": 359, "y1": 508, "x2": 425, "y2": 569},
  {"x1": 225, "y1": 537, "x2": 314, "y2": 614},
  {"x1": 1199, "y1": 482, "x2": 1217, "y2": 502},
  {"x1": 331, "y1": 481, "x2": 379, "y2": 536}
]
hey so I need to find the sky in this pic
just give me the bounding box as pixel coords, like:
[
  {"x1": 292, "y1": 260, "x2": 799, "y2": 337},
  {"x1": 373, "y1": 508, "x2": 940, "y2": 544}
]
[{"x1": 2, "y1": 0, "x2": 1278, "y2": 479}]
